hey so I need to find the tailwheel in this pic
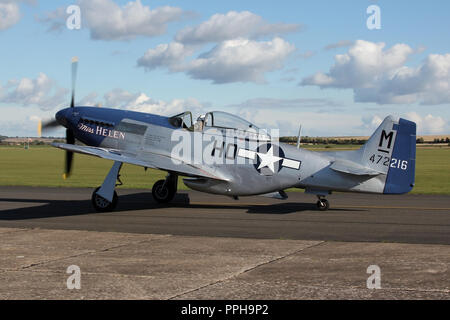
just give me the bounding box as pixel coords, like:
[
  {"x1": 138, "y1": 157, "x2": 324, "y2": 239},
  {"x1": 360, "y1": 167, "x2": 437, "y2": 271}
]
[
  {"x1": 316, "y1": 198, "x2": 330, "y2": 211},
  {"x1": 152, "y1": 179, "x2": 176, "y2": 204},
  {"x1": 92, "y1": 187, "x2": 118, "y2": 212}
]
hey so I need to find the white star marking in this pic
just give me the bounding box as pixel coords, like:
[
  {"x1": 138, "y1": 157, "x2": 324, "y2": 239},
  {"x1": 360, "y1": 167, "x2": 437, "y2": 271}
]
[
  {"x1": 257, "y1": 146, "x2": 282, "y2": 173},
  {"x1": 237, "y1": 147, "x2": 301, "y2": 172}
]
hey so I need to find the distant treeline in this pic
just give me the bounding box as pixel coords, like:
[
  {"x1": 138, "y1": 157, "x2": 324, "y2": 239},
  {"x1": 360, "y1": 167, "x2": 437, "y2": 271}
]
[
  {"x1": 0, "y1": 139, "x2": 64, "y2": 146},
  {"x1": 280, "y1": 136, "x2": 367, "y2": 145},
  {"x1": 281, "y1": 136, "x2": 450, "y2": 145},
  {"x1": 418, "y1": 137, "x2": 450, "y2": 144}
]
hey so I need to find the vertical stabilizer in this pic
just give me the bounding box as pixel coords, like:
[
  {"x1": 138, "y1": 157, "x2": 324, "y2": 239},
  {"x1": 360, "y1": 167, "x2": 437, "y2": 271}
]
[{"x1": 359, "y1": 116, "x2": 416, "y2": 194}]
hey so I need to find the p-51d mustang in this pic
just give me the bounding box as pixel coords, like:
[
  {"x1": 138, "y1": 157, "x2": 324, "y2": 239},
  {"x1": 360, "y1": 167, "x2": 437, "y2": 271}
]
[{"x1": 40, "y1": 59, "x2": 416, "y2": 212}]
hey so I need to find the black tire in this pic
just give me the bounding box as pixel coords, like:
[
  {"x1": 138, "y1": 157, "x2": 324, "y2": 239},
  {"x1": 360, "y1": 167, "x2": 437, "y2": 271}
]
[
  {"x1": 152, "y1": 179, "x2": 176, "y2": 203},
  {"x1": 316, "y1": 199, "x2": 330, "y2": 211},
  {"x1": 91, "y1": 187, "x2": 118, "y2": 212}
]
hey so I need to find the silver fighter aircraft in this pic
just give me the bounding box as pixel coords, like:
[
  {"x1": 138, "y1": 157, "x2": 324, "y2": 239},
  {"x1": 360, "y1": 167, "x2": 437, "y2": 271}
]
[{"x1": 40, "y1": 59, "x2": 416, "y2": 212}]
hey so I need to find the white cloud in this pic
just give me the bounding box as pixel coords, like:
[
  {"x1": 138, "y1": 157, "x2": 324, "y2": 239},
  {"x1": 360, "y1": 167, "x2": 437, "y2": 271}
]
[
  {"x1": 126, "y1": 96, "x2": 206, "y2": 116},
  {"x1": 103, "y1": 88, "x2": 208, "y2": 117},
  {"x1": 301, "y1": 40, "x2": 450, "y2": 105},
  {"x1": 0, "y1": 2, "x2": 20, "y2": 31},
  {"x1": 137, "y1": 10, "x2": 299, "y2": 84},
  {"x1": 361, "y1": 115, "x2": 384, "y2": 131},
  {"x1": 80, "y1": 0, "x2": 185, "y2": 41},
  {"x1": 175, "y1": 11, "x2": 301, "y2": 45},
  {"x1": 0, "y1": 73, "x2": 68, "y2": 110},
  {"x1": 404, "y1": 112, "x2": 448, "y2": 134},
  {"x1": 0, "y1": 103, "x2": 65, "y2": 137},
  {"x1": 103, "y1": 89, "x2": 125, "y2": 106},
  {"x1": 104, "y1": 88, "x2": 142, "y2": 107},
  {"x1": 77, "y1": 92, "x2": 99, "y2": 106},
  {"x1": 138, "y1": 37, "x2": 295, "y2": 84},
  {"x1": 185, "y1": 38, "x2": 295, "y2": 84},
  {"x1": 0, "y1": 0, "x2": 36, "y2": 31},
  {"x1": 361, "y1": 113, "x2": 448, "y2": 135},
  {"x1": 38, "y1": 0, "x2": 186, "y2": 40},
  {"x1": 137, "y1": 42, "x2": 193, "y2": 71},
  {"x1": 302, "y1": 40, "x2": 414, "y2": 89}
]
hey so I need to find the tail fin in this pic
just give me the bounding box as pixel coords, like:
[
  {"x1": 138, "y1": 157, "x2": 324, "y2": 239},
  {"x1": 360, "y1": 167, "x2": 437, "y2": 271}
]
[{"x1": 360, "y1": 115, "x2": 416, "y2": 194}]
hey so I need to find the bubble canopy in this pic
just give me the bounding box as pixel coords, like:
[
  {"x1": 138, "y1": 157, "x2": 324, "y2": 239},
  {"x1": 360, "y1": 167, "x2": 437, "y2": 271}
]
[
  {"x1": 169, "y1": 110, "x2": 270, "y2": 139},
  {"x1": 204, "y1": 111, "x2": 259, "y2": 131}
]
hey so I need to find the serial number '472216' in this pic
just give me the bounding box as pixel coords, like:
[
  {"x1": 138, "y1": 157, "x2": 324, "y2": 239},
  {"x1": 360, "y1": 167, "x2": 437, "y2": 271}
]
[
  {"x1": 391, "y1": 158, "x2": 408, "y2": 170},
  {"x1": 369, "y1": 154, "x2": 408, "y2": 171}
]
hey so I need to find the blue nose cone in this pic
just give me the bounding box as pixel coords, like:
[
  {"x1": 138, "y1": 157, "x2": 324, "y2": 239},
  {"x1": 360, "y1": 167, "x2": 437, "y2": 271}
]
[{"x1": 55, "y1": 108, "x2": 70, "y2": 127}]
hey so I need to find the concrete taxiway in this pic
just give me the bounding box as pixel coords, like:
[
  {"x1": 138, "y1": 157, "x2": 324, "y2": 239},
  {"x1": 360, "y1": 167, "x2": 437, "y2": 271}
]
[{"x1": 0, "y1": 186, "x2": 449, "y2": 299}]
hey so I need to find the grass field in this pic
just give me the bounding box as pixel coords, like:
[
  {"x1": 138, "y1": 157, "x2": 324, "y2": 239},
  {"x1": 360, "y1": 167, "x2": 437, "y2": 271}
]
[{"x1": 0, "y1": 145, "x2": 448, "y2": 194}]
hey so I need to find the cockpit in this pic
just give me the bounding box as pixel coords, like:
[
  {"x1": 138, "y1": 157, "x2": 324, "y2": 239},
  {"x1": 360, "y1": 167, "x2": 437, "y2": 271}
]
[
  {"x1": 168, "y1": 111, "x2": 270, "y2": 140},
  {"x1": 169, "y1": 111, "x2": 256, "y2": 131}
]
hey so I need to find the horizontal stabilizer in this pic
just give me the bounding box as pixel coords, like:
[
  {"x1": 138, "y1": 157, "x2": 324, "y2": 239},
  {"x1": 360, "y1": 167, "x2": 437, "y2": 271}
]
[{"x1": 330, "y1": 159, "x2": 381, "y2": 176}]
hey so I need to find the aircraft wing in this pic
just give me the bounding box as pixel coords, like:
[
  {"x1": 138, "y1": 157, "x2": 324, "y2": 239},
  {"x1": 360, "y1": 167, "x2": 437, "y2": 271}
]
[
  {"x1": 330, "y1": 159, "x2": 382, "y2": 176},
  {"x1": 52, "y1": 143, "x2": 229, "y2": 181}
]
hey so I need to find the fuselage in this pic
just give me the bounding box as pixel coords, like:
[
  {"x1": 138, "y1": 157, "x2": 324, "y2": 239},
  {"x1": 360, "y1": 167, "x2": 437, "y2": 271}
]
[{"x1": 56, "y1": 106, "x2": 413, "y2": 197}]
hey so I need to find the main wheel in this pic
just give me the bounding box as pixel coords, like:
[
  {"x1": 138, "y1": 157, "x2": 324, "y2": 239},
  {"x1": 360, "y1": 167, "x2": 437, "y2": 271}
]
[
  {"x1": 91, "y1": 187, "x2": 118, "y2": 212},
  {"x1": 316, "y1": 199, "x2": 330, "y2": 211},
  {"x1": 152, "y1": 179, "x2": 176, "y2": 203}
]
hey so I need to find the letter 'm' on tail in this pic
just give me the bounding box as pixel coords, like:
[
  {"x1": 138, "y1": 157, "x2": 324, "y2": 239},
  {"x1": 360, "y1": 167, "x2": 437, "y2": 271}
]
[{"x1": 360, "y1": 115, "x2": 416, "y2": 194}]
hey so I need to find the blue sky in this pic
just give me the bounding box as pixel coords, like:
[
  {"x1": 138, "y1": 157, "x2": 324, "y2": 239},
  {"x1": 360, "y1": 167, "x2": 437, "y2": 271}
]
[{"x1": 1, "y1": 0, "x2": 449, "y2": 137}]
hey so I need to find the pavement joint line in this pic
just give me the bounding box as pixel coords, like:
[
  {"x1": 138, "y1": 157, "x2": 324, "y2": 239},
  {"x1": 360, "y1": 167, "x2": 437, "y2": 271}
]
[
  {"x1": 167, "y1": 241, "x2": 326, "y2": 300},
  {"x1": 236, "y1": 241, "x2": 328, "y2": 276}
]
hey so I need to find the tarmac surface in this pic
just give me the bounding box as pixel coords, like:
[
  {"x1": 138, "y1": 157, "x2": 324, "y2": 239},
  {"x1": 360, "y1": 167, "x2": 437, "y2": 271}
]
[{"x1": 0, "y1": 186, "x2": 449, "y2": 299}]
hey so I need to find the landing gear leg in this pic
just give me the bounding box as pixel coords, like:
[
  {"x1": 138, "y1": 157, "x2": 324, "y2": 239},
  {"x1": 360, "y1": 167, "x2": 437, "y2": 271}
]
[
  {"x1": 152, "y1": 172, "x2": 178, "y2": 204},
  {"x1": 92, "y1": 161, "x2": 122, "y2": 212},
  {"x1": 316, "y1": 195, "x2": 330, "y2": 211}
]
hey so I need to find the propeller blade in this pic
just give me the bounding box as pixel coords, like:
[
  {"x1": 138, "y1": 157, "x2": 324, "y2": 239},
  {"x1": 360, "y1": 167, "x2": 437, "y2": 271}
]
[
  {"x1": 63, "y1": 151, "x2": 73, "y2": 180},
  {"x1": 70, "y1": 56, "x2": 78, "y2": 109},
  {"x1": 66, "y1": 128, "x2": 75, "y2": 145},
  {"x1": 63, "y1": 128, "x2": 75, "y2": 179},
  {"x1": 38, "y1": 119, "x2": 60, "y2": 137},
  {"x1": 62, "y1": 57, "x2": 78, "y2": 180}
]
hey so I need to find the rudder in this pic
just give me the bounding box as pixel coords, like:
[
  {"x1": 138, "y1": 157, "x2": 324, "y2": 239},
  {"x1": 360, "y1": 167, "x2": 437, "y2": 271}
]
[
  {"x1": 359, "y1": 115, "x2": 416, "y2": 194},
  {"x1": 383, "y1": 118, "x2": 416, "y2": 194}
]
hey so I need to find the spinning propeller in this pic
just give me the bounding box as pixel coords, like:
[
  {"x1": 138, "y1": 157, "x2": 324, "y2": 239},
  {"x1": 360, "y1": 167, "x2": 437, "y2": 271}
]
[{"x1": 38, "y1": 57, "x2": 78, "y2": 179}]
